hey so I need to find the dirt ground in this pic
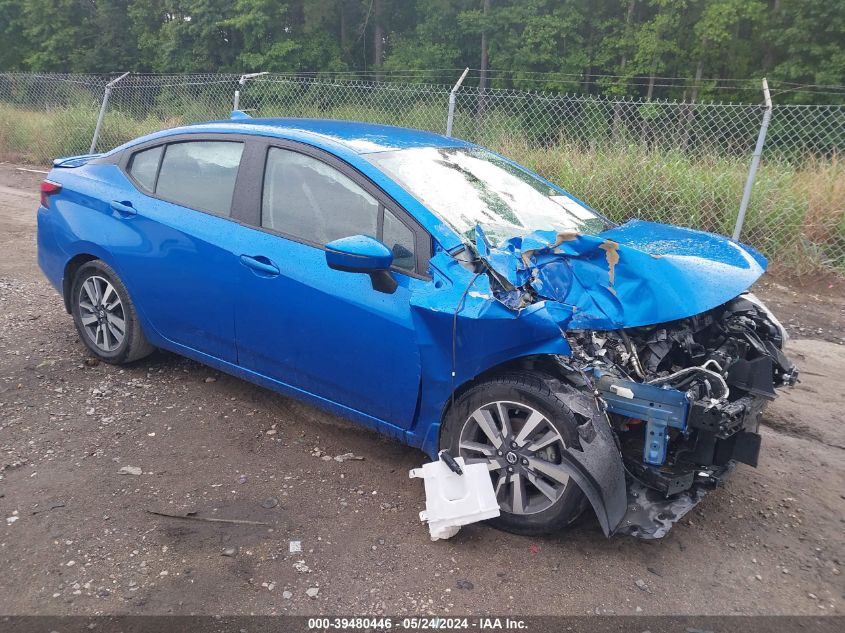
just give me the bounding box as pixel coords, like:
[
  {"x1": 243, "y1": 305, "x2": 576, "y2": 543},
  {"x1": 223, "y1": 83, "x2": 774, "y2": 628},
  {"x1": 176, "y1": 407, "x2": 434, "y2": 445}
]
[{"x1": 0, "y1": 162, "x2": 843, "y2": 616}]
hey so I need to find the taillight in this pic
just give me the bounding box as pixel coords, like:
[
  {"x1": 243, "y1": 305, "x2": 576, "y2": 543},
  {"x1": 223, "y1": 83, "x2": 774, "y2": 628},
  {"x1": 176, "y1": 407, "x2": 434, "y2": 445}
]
[{"x1": 40, "y1": 180, "x2": 62, "y2": 207}]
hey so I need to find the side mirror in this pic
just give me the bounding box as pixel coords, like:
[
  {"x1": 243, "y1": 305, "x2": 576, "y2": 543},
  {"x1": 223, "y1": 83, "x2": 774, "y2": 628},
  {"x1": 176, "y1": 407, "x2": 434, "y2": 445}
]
[{"x1": 325, "y1": 235, "x2": 398, "y2": 294}]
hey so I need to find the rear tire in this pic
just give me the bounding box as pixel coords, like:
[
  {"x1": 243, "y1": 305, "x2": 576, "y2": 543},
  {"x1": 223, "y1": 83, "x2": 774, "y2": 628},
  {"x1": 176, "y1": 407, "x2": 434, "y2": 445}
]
[
  {"x1": 440, "y1": 371, "x2": 588, "y2": 536},
  {"x1": 70, "y1": 260, "x2": 154, "y2": 364}
]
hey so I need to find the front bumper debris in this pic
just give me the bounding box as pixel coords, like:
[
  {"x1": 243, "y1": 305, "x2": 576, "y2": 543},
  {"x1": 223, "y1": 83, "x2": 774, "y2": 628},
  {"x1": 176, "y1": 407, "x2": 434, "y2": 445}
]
[{"x1": 616, "y1": 477, "x2": 711, "y2": 539}]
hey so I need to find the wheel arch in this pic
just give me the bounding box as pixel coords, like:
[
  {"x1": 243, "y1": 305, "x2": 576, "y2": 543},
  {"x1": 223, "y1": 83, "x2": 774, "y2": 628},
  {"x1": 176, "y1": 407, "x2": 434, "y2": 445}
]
[
  {"x1": 62, "y1": 253, "x2": 99, "y2": 313},
  {"x1": 437, "y1": 355, "x2": 630, "y2": 537},
  {"x1": 440, "y1": 354, "x2": 569, "y2": 424}
]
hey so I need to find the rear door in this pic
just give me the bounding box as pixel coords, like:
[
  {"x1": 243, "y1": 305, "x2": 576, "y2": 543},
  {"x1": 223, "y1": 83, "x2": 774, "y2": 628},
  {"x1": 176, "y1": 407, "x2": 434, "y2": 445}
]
[
  {"x1": 235, "y1": 141, "x2": 427, "y2": 428},
  {"x1": 111, "y1": 135, "x2": 251, "y2": 363}
]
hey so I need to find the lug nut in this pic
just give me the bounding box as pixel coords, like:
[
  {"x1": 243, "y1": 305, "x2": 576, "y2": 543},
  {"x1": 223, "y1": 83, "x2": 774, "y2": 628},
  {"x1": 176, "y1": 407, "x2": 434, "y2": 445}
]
[
  {"x1": 496, "y1": 450, "x2": 503, "y2": 456},
  {"x1": 507, "y1": 466, "x2": 514, "y2": 473},
  {"x1": 510, "y1": 441, "x2": 517, "y2": 449},
  {"x1": 521, "y1": 458, "x2": 529, "y2": 466}
]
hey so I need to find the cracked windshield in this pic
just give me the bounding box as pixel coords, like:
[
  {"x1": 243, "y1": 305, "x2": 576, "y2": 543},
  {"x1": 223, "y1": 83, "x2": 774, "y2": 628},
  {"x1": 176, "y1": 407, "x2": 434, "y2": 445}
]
[{"x1": 367, "y1": 147, "x2": 606, "y2": 246}]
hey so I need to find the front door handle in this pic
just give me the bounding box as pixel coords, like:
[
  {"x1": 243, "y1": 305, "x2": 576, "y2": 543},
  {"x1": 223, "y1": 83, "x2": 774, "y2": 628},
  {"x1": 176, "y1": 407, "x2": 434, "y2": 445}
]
[
  {"x1": 240, "y1": 254, "x2": 280, "y2": 277},
  {"x1": 110, "y1": 200, "x2": 136, "y2": 216}
]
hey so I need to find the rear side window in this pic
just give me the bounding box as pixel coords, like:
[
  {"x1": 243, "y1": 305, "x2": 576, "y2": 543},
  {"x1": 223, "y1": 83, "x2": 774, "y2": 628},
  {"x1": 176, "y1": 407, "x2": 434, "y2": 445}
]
[
  {"x1": 262, "y1": 147, "x2": 379, "y2": 245},
  {"x1": 127, "y1": 146, "x2": 163, "y2": 191},
  {"x1": 127, "y1": 141, "x2": 244, "y2": 217},
  {"x1": 156, "y1": 142, "x2": 244, "y2": 216}
]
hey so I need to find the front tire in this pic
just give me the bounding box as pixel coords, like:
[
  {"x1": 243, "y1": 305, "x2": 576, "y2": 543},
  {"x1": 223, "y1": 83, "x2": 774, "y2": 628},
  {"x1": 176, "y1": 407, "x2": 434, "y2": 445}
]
[
  {"x1": 70, "y1": 260, "x2": 154, "y2": 364},
  {"x1": 440, "y1": 371, "x2": 588, "y2": 536}
]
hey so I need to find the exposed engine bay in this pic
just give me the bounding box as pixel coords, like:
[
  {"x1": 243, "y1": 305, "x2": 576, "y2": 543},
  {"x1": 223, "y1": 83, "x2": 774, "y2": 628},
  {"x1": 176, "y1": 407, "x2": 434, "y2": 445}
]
[{"x1": 563, "y1": 293, "x2": 798, "y2": 538}]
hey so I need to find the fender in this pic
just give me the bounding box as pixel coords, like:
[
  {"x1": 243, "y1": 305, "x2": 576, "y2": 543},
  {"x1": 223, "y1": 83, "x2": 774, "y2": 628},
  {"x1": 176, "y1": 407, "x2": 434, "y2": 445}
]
[
  {"x1": 545, "y1": 378, "x2": 628, "y2": 536},
  {"x1": 57, "y1": 242, "x2": 121, "y2": 309},
  {"x1": 58, "y1": 241, "x2": 167, "y2": 349}
]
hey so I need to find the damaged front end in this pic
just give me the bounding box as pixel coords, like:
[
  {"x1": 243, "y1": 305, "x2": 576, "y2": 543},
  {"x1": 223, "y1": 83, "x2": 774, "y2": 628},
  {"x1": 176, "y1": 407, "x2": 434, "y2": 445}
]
[
  {"x1": 473, "y1": 222, "x2": 798, "y2": 539},
  {"x1": 565, "y1": 294, "x2": 798, "y2": 538}
]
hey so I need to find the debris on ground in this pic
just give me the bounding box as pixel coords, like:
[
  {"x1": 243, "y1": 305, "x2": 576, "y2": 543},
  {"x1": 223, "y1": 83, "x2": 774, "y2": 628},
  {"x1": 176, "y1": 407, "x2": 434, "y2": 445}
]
[
  {"x1": 31, "y1": 502, "x2": 65, "y2": 515},
  {"x1": 146, "y1": 510, "x2": 269, "y2": 526},
  {"x1": 289, "y1": 541, "x2": 302, "y2": 553},
  {"x1": 260, "y1": 497, "x2": 278, "y2": 509},
  {"x1": 456, "y1": 580, "x2": 474, "y2": 590},
  {"x1": 635, "y1": 579, "x2": 652, "y2": 593},
  {"x1": 334, "y1": 452, "x2": 364, "y2": 462},
  {"x1": 118, "y1": 466, "x2": 142, "y2": 476},
  {"x1": 293, "y1": 561, "x2": 310, "y2": 573},
  {"x1": 221, "y1": 548, "x2": 237, "y2": 557},
  {"x1": 306, "y1": 587, "x2": 320, "y2": 598},
  {"x1": 410, "y1": 455, "x2": 499, "y2": 540}
]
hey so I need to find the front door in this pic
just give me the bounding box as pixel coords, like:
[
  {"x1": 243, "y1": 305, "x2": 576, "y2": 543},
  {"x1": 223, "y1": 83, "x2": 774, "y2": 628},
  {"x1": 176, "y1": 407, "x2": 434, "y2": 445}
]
[{"x1": 235, "y1": 144, "x2": 424, "y2": 428}]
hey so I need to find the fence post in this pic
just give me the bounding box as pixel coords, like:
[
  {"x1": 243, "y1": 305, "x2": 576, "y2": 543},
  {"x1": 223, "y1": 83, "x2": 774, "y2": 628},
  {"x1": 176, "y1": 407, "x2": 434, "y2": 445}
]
[
  {"x1": 89, "y1": 72, "x2": 130, "y2": 154},
  {"x1": 233, "y1": 72, "x2": 268, "y2": 112},
  {"x1": 733, "y1": 78, "x2": 773, "y2": 241},
  {"x1": 445, "y1": 67, "x2": 470, "y2": 137}
]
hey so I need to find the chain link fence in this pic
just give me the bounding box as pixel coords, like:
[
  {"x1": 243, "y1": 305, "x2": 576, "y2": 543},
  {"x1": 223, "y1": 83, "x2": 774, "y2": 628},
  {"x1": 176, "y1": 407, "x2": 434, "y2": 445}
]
[{"x1": 1, "y1": 72, "x2": 843, "y2": 273}]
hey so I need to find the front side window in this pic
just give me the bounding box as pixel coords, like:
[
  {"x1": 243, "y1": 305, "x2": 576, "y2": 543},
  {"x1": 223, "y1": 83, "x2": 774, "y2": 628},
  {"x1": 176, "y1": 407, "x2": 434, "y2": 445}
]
[
  {"x1": 367, "y1": 147, "x2": 605, "y2": 246},
  {"x1": 128, "y1": 141, "x2": 244, "y2": 217},
  {"x1": 383, "y1": 209, "x2": 416, "y2": 272},
  {"x1": 262, "y1": 148, "x2": 380, "y2": 246}
]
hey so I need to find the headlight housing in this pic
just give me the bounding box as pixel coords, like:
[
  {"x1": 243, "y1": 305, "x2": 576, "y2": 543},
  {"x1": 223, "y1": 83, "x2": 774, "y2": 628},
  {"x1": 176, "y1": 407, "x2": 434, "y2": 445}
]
[{"x1": 742, "y1": 292, "x2": 789, "y2": 346}]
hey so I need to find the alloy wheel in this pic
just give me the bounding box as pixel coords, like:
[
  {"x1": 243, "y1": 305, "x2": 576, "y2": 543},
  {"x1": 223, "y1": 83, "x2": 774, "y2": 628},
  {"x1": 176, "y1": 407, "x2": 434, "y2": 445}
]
[
  {"x1": 78, "y1": 275, "x2": 126, "y2": 352},
  {"x1": 458, "y1": 401, "x2": 570, "y2": 515}
]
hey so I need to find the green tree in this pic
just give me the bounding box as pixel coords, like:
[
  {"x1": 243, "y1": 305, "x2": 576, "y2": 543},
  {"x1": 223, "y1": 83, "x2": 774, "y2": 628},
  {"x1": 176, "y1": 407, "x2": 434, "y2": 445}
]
[
  {"x1": 384, "y1": 0, "x2": 476, "y2": 74},
  {"x1": 0, "y1": 0, "x2": 842, "y2": 105},
  {"x1": 0, "y1": 0, "x2": 29, "y2": 69},
  {"x1": 768, "y1": 0, "x2": 845, "y2": 103},
  {"x1": 21, "y1": 0, "x2": 97, "y2": 71}
]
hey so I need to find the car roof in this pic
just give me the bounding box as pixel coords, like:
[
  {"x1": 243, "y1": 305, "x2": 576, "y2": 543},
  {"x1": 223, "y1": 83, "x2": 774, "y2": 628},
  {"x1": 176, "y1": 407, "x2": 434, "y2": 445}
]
[{"x1": 130, "y1": 118, "x2": 476, "y2": 155}]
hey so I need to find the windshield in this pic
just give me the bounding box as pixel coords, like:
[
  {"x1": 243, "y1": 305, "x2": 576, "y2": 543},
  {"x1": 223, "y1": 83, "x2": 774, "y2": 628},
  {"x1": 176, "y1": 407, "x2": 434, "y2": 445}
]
[{"x1": 366, "y1": 147, "x2": 605, "y2": 246}]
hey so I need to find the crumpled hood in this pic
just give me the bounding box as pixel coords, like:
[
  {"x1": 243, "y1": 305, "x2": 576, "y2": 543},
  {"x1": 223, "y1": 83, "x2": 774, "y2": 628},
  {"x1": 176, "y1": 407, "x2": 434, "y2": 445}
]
[{"x1": 475, "y1": 219, "x2": 767, "y2": 330}]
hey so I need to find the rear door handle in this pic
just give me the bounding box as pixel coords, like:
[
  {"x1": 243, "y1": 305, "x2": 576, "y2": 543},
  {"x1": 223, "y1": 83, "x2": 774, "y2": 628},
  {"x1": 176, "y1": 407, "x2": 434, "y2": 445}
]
[
  {"x1": 240, "y1": 254, "x2": 280, "y2": 277},
  {"x1": 110, "y1": 200, "x2": 136, "y2": 216}
]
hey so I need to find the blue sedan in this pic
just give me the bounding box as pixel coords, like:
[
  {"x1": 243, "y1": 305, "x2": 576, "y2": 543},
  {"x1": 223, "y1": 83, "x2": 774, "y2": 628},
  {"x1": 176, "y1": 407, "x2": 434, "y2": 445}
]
[{"x1": 37, "y1": 117, "x2": 796, "y2": 538}]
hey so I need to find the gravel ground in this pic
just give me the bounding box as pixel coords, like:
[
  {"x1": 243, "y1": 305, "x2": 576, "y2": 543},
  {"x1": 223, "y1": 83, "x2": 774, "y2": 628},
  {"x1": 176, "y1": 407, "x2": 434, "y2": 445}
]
[{"x1": 0, "y1": 163, "x2": 843, "y2": 616}]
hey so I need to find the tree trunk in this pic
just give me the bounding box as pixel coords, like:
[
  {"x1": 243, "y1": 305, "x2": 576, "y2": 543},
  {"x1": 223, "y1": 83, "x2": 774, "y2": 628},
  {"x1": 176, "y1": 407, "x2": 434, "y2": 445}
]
[
  {"x1": 619, "y1": 0, "x2": 636, "y2": 74},
  {"x1": 613, "y1": 0, "x2": 637, "y2": 142},
  {"x1": 478, "y1": 0, "x2": 491, "y2": 116},
  {"x1": 690, "y1": 58, "x2": 703, "y2": 102},
  {"x1": 646, "y1": 58, "x2": 657, "y2": 100},
  {"x1": 373, "y1": 0, "x2": 384, "y2": 81},
  {"x1": 763, "y1": 0, "x2": 781, "y2": 71},
  {"x1": 680, "y1": 57, "x2": 704, "y2": 150},
  {"x1": 339, "y1": 1, "x2": 348, "y2": 57},
  {"x1": 583, "y1": 24, "x2": 594, "y2": 94}
]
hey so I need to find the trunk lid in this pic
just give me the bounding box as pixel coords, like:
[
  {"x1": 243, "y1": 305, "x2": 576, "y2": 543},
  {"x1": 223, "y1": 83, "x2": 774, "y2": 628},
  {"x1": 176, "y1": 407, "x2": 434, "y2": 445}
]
[{"x1": 52, "y1": 153, "x2": 103, "y2": 168}]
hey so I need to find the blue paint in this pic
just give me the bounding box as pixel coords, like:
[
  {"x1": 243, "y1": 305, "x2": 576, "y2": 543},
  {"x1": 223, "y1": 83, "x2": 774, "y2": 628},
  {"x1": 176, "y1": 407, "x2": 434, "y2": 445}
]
[
  {"x1": 40, "y1": 120, "x2": 769, "y2": 465},
  {"x1": 476, "y1": 221, "x2": 766, "y2": 330},
  {"x1": 325, "y1": 234, "x2": 394, "y2": 271}
]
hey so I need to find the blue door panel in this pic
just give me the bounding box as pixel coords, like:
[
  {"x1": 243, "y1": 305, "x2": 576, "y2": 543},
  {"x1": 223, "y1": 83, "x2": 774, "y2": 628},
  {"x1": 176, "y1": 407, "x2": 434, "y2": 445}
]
[
  {"x1": 103, "y1": 179, "x2": 242, "y2": 363},
  {"x1": 236, "y1": 230, "x2": 422, "y2": 428}
]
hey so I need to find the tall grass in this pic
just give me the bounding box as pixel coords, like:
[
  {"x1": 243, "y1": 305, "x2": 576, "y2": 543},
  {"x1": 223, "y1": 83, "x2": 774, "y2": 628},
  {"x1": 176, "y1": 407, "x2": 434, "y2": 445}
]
[
  {"x1": 0, "y1": 103, "x2": 185, "y2": 163},
  {"x1": 0, "y1": 102, "x2": 842, "y2": 273},
  {"x1": 500, "y1": 138, "x2": 845, "y2": 273}
]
